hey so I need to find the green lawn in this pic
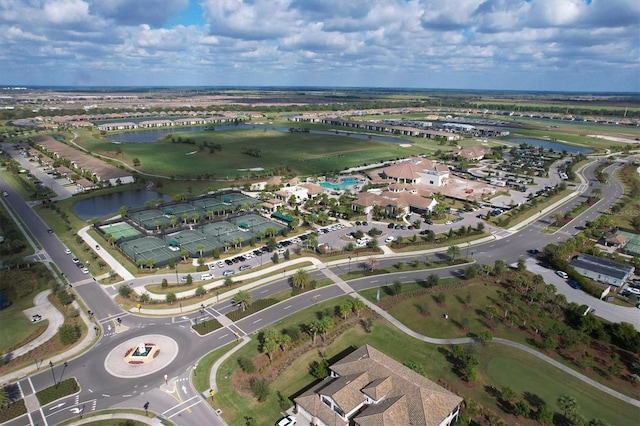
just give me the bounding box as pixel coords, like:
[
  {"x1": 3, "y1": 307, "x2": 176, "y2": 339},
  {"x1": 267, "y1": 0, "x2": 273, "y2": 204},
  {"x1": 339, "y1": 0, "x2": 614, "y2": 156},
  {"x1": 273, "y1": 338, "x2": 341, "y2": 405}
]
[
  {"x1": 79, "y1": 128, "x2": 428, "y2": 177},
  {"x1": 212, "y1": 295, "x2": 639, "y2": 426},
  {"x1": 192, "y1": 341, "x2": 240, "y2": 392}
]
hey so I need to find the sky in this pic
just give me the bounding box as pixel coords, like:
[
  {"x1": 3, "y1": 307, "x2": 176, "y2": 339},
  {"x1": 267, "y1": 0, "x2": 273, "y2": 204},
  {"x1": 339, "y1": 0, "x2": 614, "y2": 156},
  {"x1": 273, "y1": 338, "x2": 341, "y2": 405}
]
[{"x1": 0, "y1": 0, "x2": 639, "y2": 92}]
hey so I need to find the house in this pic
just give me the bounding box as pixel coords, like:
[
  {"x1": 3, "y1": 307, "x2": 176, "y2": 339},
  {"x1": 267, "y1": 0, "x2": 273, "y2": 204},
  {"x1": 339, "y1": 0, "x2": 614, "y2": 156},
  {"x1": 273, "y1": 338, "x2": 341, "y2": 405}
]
[
  {"x1": 603, "y1": 234, "x2": 627, "y2": 249},
  {"x1": 295, "y1": 345, "x2": 462, "y2": 426},
  {"x1": 378, "y1": 157, "x2": 449, "y2": 187},
  {"x1": 569, "y1": 253, "x2": 635, "y2": 287},
  {"x1": 455, "y1": 146, "x2": 489, "y2": 161}
]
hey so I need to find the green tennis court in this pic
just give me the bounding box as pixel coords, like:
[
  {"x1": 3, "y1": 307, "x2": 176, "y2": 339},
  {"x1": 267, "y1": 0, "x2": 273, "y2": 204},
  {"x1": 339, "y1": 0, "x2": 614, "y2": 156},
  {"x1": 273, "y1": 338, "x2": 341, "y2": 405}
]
[
  {"x1": 99, "y1": 222, "x2": 142, "y2": 240},
  {"x1": 618, "y1": 230, "x2": 640, "y2": 257}
]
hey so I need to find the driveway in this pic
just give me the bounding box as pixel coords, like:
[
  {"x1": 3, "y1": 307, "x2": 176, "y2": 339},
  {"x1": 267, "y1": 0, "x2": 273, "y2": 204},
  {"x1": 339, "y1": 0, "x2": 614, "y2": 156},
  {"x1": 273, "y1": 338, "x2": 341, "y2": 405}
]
[{"x1": 525, "y1": 258, "x2": 640, "y2": 329}]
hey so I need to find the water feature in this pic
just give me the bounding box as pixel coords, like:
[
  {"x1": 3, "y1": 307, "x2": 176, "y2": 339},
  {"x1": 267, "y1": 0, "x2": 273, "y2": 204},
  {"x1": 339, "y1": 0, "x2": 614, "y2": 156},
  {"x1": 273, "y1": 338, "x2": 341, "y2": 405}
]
[
  {"x1": 103, "y1": 124, "x2": 407, "y2": 144},
  {"x1": 505, "y1": 138, "x2": 592, "y2": 153},
  {"x1": 73, "y1": 190, "x2": 171, "y2": 221},
  {"x1": 319, "y1": 177, "x2": 361, "y2": 191}
]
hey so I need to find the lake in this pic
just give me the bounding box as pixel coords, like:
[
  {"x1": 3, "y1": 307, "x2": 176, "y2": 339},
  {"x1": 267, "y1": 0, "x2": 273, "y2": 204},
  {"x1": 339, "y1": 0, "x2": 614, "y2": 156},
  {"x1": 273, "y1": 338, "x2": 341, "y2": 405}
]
[
  {"x1": 104, "y1": 124, "x2": 407, "y2": 144},
  {"x1": 505, "y1": 138, "x2": 592, "y2": 153},
  {"x1": 73, "y1": 190, "x2": 171, "y2": 221}
]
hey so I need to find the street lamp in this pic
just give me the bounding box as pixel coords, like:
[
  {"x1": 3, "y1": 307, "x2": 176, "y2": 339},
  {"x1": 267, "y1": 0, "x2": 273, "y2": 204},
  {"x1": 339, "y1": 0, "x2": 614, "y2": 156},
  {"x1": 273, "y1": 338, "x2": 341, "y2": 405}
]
[
  {"x1": 348, "y1": 256, "x2": 352, "y2": 273},
  {"x1": 49, "y1": 361, "x2": 56, "y2": 387}
]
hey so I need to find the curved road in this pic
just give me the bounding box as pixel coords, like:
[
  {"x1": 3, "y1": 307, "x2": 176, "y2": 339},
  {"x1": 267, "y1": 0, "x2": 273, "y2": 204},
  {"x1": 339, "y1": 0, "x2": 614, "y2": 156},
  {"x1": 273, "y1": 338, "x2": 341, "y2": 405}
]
[{"x1": 1, "y1": 157, "x2": 638, "y2": 426}]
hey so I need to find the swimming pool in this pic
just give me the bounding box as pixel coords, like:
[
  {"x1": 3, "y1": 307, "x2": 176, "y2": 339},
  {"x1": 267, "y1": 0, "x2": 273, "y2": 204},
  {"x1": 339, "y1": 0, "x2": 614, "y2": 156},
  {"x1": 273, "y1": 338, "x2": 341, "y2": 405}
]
[{"x1": 319, "y1": 177, "x2": 360, "y2": 190}]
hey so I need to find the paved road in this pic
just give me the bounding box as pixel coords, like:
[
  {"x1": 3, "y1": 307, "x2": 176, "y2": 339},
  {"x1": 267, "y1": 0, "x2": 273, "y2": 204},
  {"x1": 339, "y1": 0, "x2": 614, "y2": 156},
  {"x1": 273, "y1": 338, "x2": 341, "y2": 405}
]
[{"x1": 3, "y1": 156, "x2": 639, "y2": 426}]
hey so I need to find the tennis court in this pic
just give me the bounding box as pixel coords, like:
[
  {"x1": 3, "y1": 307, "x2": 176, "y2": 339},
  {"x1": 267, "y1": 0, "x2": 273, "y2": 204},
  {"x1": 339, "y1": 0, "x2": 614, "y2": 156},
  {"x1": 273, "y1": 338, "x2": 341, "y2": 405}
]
[
  {"x1": 128, "y1": 209, "x2": 171, "y2": 230},
  {"x1": 99, "y1": 222, "x2": 142, "y2": 240},
  {"x1": 120, "y1": 237, "x2": 176, "y2": 266},
  {"x1": 618, "y1": 230, "x2": 640, "y2": 257},
  {"x1": 162, "y1": 202, "x2": 201, "y2": 217}
]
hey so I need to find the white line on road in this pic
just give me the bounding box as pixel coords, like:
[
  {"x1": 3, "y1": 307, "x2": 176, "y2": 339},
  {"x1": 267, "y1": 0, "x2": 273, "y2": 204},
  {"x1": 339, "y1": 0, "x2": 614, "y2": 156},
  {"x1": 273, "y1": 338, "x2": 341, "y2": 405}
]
[
  {"x1": 260, "y1": 289, "x2": 269, "y2": 293},
  {"x1": 218, "y1": 333, "x2": 229, "y2": 339},
  {"x1": 167, "y1": 399, "x2": 203, "y2": 419},
  {"x1": 122, "y1": 394, "x2": 132, "y2": 397},
  {"x1": 102, "y1": 394, "x2": 110, "y2": 397},
  {"x1": 370, "y1": 280, "x2": 378, "y2": 283},
  {"x1": 283, "y1": 305, "x2": 291, "y2": 310},
  {"x1": 253, "y1": 318, "x2": 262, "y2": 324}
]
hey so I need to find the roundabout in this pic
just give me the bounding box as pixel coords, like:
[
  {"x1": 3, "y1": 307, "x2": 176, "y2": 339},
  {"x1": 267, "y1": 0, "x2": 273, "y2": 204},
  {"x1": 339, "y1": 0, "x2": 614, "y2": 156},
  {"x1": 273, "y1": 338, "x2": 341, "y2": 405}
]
[{"x1": 104, "y1": 334, "x2": 179, "y2": 378}]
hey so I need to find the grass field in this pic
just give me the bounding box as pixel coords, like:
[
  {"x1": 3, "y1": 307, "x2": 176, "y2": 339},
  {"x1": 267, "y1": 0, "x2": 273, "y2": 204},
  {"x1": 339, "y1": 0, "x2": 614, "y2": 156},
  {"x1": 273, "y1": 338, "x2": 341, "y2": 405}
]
[
  {"x1": 212, "y1": 294, "x2": 639, "y2": 426},
  {"x1": 77, "y1": 128, "x2": 435, "y2": 177}
]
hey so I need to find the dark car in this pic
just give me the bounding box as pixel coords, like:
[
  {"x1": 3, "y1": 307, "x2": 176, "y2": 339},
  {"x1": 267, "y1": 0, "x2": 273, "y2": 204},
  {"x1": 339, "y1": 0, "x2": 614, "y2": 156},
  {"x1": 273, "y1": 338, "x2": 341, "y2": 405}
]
[
  {"x1": 387, "y1": 223, "x2": 394, "y2": 229},
  {"x1": 47, "y1": 229, "x2": 54, "y2": 234},
  {"x1": 527, "y1": 249, "x2": 540, "y2": 255},
  {"x1": 425, "y1": 219, "x2": 433, "y2": 225},
  {"x1": 225, "y1": 259, "x2": 234, "y2": 266},
  {"x1": 362, "y1": 221, "x2": 368, "y2": 226}
]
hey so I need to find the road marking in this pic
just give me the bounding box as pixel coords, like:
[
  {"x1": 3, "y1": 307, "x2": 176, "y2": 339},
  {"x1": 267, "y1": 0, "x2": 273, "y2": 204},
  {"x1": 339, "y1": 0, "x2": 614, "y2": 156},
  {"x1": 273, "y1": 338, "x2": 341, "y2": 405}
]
[
  {"x1": 167, "y1": 398, "x2": 203, "y2": 419},
  {"x1": 123, "y1": 394, "x2": 132, "y2": 397},
  {"x1": 253, "y1": 318, "x2": 262, "y2": 324},
  {"x1": 49, "y1": 403, "x2": 65, "y2": 410},
  {"x1": 218, "y1": 333, "x2": 229, "y2": 339},
  {"x1": 260, "y1": 289, "x2": 269, "y2": 293},
  {"x1": 102, "y1": 394, "x2": 110, "y2": 397},
  {"x1": 283, "y1": 305, "x2": 291, "y2": 310},
  {"x1": 370, "y1": 280, "x2": 378, "y2": 283}
]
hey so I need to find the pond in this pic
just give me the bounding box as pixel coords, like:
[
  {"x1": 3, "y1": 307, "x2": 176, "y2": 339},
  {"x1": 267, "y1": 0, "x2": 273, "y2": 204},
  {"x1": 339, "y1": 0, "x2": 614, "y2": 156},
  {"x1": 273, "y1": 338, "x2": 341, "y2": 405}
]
[
  {"x1": 505, "y1": 138, "x2": 592, "y2": 153},
  {"x1": 73, "y1": 190, "x2": 171, "y2": 221},
  {"x1": 103, "y1": 124, "x2": 407, "y2": 144}
]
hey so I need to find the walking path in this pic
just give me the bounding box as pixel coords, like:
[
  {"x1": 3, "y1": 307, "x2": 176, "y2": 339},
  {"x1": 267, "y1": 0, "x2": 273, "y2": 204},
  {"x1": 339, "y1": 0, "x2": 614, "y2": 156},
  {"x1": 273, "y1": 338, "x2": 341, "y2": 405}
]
[
  {"x1": 317, "y1": 268, "x2": 640, "y2": 408},
  {"x1": 5, "y1": 290, "x2": 65, "y2": 360},
  {"x1": 62, "y1": 412, "x2": 164, "y2": 426}
]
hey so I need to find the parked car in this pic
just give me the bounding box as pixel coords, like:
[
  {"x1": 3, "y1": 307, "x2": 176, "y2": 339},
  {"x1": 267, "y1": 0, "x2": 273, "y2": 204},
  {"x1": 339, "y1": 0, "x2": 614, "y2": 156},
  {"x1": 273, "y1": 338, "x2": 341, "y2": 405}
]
[
  {"x1": 81, "y1": 267, "x2": 89, "y2": 274},
  {"x1": 64, "y1": 248, "x2": 72, "y2": 255},
  {"x1": 556, "y1": 270, "x2": 569, "y2": 279},
  {"x1": 276, "y1": 415, "x2": 297, "y2": 426},
  {"x1": 217, "y1": 261, "x2": 225, "y2": 268},
  {"x1": 223, "y1": 270, "x2": 235, "y2": 276},
  {"x1": 239, "y1": 264, "x2": 252, "y2": 272},
  {"x1": 200, "y1": 273, "x2": 214, "y2": 280},
  {"x1": 72, "y1": 257, "x2": 81, "y2": 264},
  {"x1": 384, "y1": 236, "x2": 395, "y2": 243}
]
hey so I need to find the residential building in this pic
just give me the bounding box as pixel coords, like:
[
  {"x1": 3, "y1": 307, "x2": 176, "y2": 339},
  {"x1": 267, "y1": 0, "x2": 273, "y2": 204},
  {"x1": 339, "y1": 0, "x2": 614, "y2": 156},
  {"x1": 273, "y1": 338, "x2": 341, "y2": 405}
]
[
  {"x1": 295, "y1": 345, "x2": 463, "y2": 426},
  {"x1": 569, "y1": 253, "x2": 635, "y2": 287}
]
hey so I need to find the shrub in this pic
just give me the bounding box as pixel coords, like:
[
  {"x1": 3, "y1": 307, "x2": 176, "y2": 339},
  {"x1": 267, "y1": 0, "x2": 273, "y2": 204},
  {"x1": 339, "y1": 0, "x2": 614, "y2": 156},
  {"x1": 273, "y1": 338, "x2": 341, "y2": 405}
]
[
  {"x1": 309, "y1": 359, "x2": 329, "y2": 379},
  {"x1": 57, "y1": 290, "x2": 72, "y2": 306},
  {"x1": 195, "y1": 286, "x2": 206, "y2": 297},
  {"x1": 237, "y1": 357, "x2": 255, "y2": 373},
  {"x1": 161, "y1": 279, "x2": 168, "y2": 289},
  {"x1": 59, "y1": 324, "x2": 81, "y2": 345},
  {"x1": 284, "y1": 326, "x2": 300, "y2": 342},
  {"x1": 403, "y1": 361, "x2": 426, "y2": 376},
  {"x1": 250, "y1": 378, "x2": 270, "y2": 402}
]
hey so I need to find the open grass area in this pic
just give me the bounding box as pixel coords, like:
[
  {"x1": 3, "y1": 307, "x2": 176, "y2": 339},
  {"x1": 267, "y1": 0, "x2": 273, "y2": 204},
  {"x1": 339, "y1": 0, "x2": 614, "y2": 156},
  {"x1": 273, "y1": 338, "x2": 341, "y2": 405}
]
[
  {"x1": 503, "y1": 129, "x2": 633, "y2": 151},
  {"x1": 213, "y1": 294, "x2": 638, "y2": 426},
  {"x1": 36, "y1": 378, "x2": 79, "y2": 405},
  {"x1": 193, "y1": 341, "x2": 241, "y2": 392},
  {"x1": 79, "y1": 127, "x2": 428, "y2": 178},
  {"x1": 0, "y1": 399, "x2": 27, "y2": 424}
]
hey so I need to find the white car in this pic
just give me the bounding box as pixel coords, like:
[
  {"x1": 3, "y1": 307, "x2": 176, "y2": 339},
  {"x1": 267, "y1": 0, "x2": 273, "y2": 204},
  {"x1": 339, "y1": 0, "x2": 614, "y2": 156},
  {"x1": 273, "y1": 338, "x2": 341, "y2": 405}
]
[
  {"x1": 217, "y1": 261, "x2": 225, "y2": 268},
  {"x1": 200, "y1": 273, "x2": 214, "y2": 280},
  {"x1": 81, "y1": 267, "x2": 89, "y2": 274},
  {"x1": 64, "y1": 248, "x2": 72, "y2": 255},
  {"x1": 276, "y1": 415, "x2": 297, "y2": 426},
  {"x1": 385, "y1": 236, "x2": 395, "y2": 243},
  {"x1": 556, "y1": 270, "x2": 569, "y2": 279},
  {"x1": 445, "y1": 220, "x2": 453, "y2": 225}
]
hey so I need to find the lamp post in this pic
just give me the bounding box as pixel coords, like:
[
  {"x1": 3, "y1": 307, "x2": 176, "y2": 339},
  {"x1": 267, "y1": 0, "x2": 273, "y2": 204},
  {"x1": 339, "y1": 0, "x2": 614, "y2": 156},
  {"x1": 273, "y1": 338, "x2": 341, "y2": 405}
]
[
  {"x1": 49, "y1": 361, "x2": 56, "y2": 387},
  {"x1": 466, "y1": 242, "x2": 471, "y2": 259},
  {"x1": 348, "y1": 256, "x2": 352, "y2": 273},
  {"x1": 57, "y1": 361, "x2": 68, "y2": 388}
]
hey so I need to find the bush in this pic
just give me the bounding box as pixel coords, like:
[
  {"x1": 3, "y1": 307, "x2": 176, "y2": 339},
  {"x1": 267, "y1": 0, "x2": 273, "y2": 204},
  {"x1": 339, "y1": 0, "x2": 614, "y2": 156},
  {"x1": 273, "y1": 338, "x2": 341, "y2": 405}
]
[
  {"x1": 237, "y1": 357, "x2": 255, "y2": 373},
  {"x1": 161, "y1": 279, "x2": 168, "y2": 289},
  {"x1": 403, "y1": 360, "x2": 426, "y2": 376},
  {"x1": 309, "y1": 359, "x2": 329, "y2": 379},
  {"x1": 284, "y1": 326, "x2": 300, "y2": 342},
  {"x1": 250, "y1": 378, "x2": 270, "y2": 402},
  {"x1": 195, "y1": 286, "x2": 206, "y2": 297},
  {"x1": 57, "y1": 290, "x2": 72, "y2": 306},
  {"x1": 118, "y1": 284, "x2": 132, "y2": 299},
  {"x1": 59, "y1": 324, "x2": 81, "y2": 345}
]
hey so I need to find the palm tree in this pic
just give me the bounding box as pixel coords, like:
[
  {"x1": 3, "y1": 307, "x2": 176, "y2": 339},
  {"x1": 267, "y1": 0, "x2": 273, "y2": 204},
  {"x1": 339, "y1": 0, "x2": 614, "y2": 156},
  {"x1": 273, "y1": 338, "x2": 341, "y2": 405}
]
[
  {"x1": 292, "y1": 269, "x2": 311, "y2": 289},
  {"x1": 181, "y1": 213, "x2": 189, "y2": 225},
  {"x1": 197, "y1": 244, "x2": 205, "y2": 258},
  {"x1": 234, "y1": 290, "x2": 252, "y2": 312},
  {"x1": 170, "y1": 215, "x2": 178, "y2": 228},
  {"x1": 317, "y1": 316, "x2": 334, "y2": 343},
  {"x1": 351, "y1": 298, "x2": 365, "y2": 317},
  {"x1": 340, "y1": 300, "x2": 353, "y2": 321},
  {"x1": 309, "y1": 320, "x2": 320, "y2": 344},
  {"x1": 558, "y1": 394, "x2": 578, "y2": 417},
  {"x1": 446, "y1": 245, "x2": 461, "y2": 262},
  {"x1": 367, "y1": 257, "x2": 378, "y2": 272}
]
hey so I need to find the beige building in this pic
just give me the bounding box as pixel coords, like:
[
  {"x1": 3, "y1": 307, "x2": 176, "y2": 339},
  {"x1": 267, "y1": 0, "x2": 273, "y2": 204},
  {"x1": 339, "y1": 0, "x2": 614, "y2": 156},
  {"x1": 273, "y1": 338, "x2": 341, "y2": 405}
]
[{"x1": 295, "y1": 345, "x2": 462, "y2": 426}]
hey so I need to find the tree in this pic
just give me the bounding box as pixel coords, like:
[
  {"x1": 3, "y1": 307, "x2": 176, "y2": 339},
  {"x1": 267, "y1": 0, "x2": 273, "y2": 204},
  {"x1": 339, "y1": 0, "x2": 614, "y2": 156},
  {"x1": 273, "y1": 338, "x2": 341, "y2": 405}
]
[
  {"x1": 558, "y1": 394, "x2": 578, "y2": 417},
  {"x1": 536, "y1": 403, "x2": 554, "y2": 425},
  {"x1": 317, "y1": 316, "x2": 334, "y2": 342},
  {"x1": 234, "y1": 290, "x2": 252, "y2": 311},
  {"x1": 250, "y1": 378, "x2": 270, "y2": 402},
  {"x1": 161, "y1": 278, "x2": 168, "y2": 289},
  {"x1": 59, "y1": 324, "x2": 81, "y2": 345},
  {"x1": 352, "y1": 298, "x2": 365, "y2": 317},
  {"x1": 485, "y1": 305, "x2": 499, "y2": 321},
  {"x1": 479, "y1": 330, "x2": 493, "y2": 344},
  {"x1": 195, "y1": 286, "x2": 206, "y2": 297},
  {"x1": 166, "y1": 293, "x2": 177, "y2": 304},
  {"x1": 367, "y1": 256, "x2": 378, "y2": 272},
  {"x1": 118, "y1": 284, "x2": 133, "y2": 299},
  {"x1": 494, "y1": 259, "x2": 506, "y2": 275},
  {"x1": 339, "y1": 300, "x2": 353, "y2": 321},
  {"x1": 292, "y1": 269, "x2": 311, "y2": 289},
  {"x1": 446, "y1": 245, "x2": 461, "y2": 262}
]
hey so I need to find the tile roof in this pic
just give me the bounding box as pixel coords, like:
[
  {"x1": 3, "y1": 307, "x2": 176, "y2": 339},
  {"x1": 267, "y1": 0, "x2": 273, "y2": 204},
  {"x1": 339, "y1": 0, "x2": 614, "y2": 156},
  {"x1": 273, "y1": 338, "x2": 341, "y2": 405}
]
[{"x1": 295, "y1": 345, "x2": 462, "y2": 426}]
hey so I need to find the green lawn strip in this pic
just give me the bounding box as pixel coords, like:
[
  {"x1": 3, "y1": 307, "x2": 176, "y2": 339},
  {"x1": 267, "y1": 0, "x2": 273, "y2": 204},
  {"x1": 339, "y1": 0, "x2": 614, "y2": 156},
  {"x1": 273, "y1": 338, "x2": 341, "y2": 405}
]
[
  {"x1": 56, "y1": 409, "x2": 162, "y2": 426},
  {"x1": 192, "y1": 341, "x2": 241, "y2": 392},
  {"x1": 214, "y1": 297, "x2": 637, "y2": 426},
  {"x1": 339, "y1": 260, "x2": 465, "y2": 281},
  {"x1": 481, "y1": 345, "x2": 638, "y2": 426},
  {"x1": 389, "y1": 233, "x2": 490, "y2": 253},
  {"x1": 541, "y1": 198, "x2": 598, "y2": 234},
  {"x1": 36, "y1": 378, "x2": 79, "y2": 405},
  {"x1": 226, "y1": 299, "x2": 279, "y2": 321},
  {"x1": 0, "y1": 399, "x2": 27, "y2": 423},
  {"x1": 192, "y1": 318, "x2": 223, "y2": 335},
  {"x1": 487, "y1": 188, "x2": 574, "y2": 228},
  {"x1": 0, "y1": 200, "x2": 37, "y2": 255},
  {"x1": 613, "y1": 165, "x2": 640, "y2": 231},
  {"x1": 358, "y1": 277, "x2": 458, "y2": 302}
]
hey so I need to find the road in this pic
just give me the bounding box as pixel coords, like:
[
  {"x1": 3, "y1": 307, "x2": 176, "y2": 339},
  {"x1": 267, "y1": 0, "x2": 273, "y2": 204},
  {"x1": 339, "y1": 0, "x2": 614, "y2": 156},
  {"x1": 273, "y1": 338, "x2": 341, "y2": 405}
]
[{"x1": 2, "y1": 156, "x2": 638, "y2": 426}]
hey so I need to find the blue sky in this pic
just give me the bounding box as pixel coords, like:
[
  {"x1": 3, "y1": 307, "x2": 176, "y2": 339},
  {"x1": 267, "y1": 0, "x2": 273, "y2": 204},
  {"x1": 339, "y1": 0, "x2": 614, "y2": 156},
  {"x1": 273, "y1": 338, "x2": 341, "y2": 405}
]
[{"x1": 0, "y1": 0, "x2": 638, "y2": 92}]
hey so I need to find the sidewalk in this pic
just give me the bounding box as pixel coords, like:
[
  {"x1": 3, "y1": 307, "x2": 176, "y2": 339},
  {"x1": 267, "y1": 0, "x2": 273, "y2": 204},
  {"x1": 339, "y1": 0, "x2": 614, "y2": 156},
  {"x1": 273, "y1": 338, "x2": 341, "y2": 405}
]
[{"x1": 5, "y1": 290, "x2": 64, "y2": 360}]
